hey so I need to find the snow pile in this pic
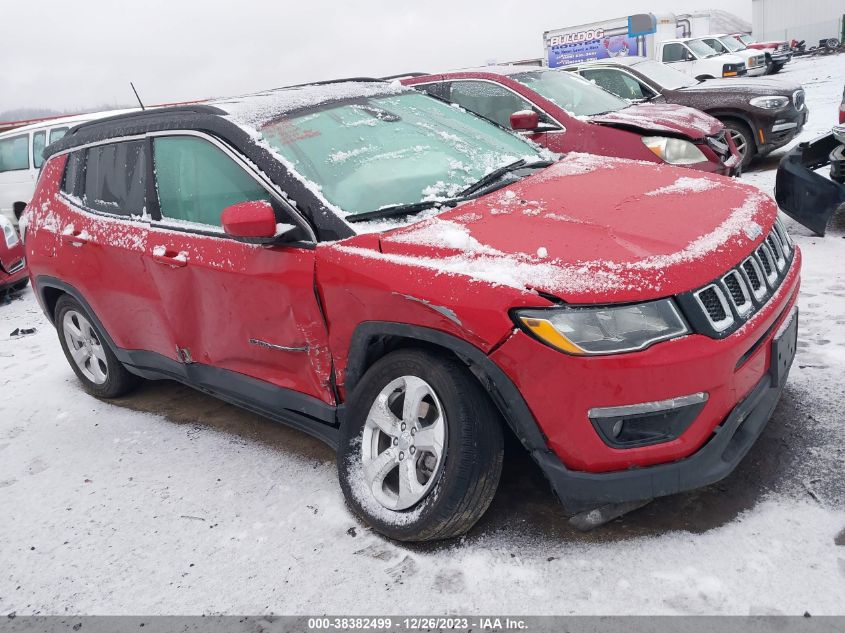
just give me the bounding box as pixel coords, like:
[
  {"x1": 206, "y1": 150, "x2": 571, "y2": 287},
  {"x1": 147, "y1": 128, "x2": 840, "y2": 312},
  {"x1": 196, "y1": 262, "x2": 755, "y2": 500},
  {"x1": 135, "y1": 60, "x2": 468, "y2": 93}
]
[
  {"x1": 388, "y1": 218, "x2": 497, "y2": 254},
  {"x1": 645, "y1": 176, "x2": 721, "y2": 197}
]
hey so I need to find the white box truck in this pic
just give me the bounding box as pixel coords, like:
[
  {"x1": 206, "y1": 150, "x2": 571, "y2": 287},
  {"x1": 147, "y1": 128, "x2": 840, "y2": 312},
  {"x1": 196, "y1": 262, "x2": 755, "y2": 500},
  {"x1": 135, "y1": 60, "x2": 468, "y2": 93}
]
[{"x1": 544, "y1": 13, "x2": 748, "y2": 80}]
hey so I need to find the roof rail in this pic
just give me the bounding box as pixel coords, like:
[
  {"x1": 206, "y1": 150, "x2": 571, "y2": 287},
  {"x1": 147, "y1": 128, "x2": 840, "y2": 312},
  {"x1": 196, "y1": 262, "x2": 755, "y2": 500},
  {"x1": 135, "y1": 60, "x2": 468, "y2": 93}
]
[{"x1": 380, "y1": 72, "x2": 430, "y2": 80}]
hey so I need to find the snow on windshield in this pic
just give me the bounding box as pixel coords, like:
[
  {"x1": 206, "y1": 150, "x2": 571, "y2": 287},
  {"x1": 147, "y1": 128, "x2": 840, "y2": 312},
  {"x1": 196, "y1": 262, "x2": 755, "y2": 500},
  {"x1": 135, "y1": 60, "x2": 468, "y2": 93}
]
[{"x1": 247, "y1": 92, "x2": 543, "y2": 216}]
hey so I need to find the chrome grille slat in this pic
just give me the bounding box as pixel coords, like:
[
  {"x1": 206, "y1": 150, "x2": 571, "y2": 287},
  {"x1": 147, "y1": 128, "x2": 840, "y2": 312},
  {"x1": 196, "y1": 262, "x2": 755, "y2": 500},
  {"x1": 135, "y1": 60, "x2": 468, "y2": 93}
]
[
  {"x1": 741, "y1": 256, "x2": 768, "y2": 302},
  {"x1": 694, "y1": 284, "x2": 735, "y2": 332},
  {"x1": 7, "y1": 259, "x2": 25, "y2": 274},
  {"x1": 721, "y1": 270, "x2": 752, "y2": 316}
]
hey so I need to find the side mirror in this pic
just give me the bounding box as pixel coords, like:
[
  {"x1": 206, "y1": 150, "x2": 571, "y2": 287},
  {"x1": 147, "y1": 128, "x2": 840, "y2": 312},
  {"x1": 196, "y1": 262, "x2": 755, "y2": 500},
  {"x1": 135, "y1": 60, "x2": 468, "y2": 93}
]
[
  {"x1": 510, "y1": 110, "x2": 540, "y2": 131},
  {"x1": 221, "y1": 200, "x2": 301, "y2": 244},
  {"x1": 222, "y1": 200, "x2": 277, "y2": 239}
]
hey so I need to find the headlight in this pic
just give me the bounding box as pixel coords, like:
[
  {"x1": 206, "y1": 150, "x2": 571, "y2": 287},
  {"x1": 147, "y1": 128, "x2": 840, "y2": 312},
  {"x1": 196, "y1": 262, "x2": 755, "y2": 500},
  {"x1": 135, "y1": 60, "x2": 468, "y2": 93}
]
[
  {"x1": 750, "y1": 96, "x2": 789, "y2": 109},
  {"x1": 0, "y1": 215, "x2": 20, "y2": 249},
  {"x1": 641, "y1": 136, "x2": 708, "y2": 165},
  {"x1": 514, "y1": 298, "x2": 690, "y2": 356}
]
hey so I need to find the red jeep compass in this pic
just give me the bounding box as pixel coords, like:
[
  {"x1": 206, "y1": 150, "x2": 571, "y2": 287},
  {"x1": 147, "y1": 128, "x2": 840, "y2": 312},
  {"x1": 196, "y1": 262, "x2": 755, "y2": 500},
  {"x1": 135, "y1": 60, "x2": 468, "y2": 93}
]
[
  {"x1": 401, "y1": 66, "x2": 741, "y2": 175},
  {"x1": 24, "y1": 80, "x2": 800, "y2": 541}
]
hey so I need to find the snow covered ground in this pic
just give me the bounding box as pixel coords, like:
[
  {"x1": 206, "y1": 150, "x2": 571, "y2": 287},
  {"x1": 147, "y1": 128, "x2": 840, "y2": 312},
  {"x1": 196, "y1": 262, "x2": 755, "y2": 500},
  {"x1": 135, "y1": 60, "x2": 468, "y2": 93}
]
[{"x1": 1, "y1": 55, "x2": 844, "y2": 616}]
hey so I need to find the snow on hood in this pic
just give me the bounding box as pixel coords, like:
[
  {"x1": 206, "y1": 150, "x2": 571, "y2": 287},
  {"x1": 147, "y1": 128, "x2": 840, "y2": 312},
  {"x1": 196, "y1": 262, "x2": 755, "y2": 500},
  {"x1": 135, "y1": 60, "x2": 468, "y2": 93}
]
[
  {"x1": 337, "y1": 154, "x2": 777, "y2": 303},
  {"x1": 588, "y1": 103, "x2": 722, "y2": 139}
]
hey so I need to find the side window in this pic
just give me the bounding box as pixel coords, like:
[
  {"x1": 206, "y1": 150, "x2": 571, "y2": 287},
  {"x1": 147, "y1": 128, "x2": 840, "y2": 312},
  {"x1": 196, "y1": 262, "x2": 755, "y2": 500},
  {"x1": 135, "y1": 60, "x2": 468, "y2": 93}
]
[
  {"x1": 0, "y1": 134, "x2": 30, "y2": 173},
  {"x1": 49, "y1": 127, "x2": 69, "y2": 144},
  {"x1": 662, "y1": 43, "x2": 686, "y2": 63},
  {"x1": 580, "y1": 69, "x2": 650, "y2": 101},
  {"x1": 83, "y1": 141, "x2": 147, "y2": 217},
  {"x1": 32, "y1": 131, "x2": 46, "y2": 169},
  {"x1": 61, "y1": 151, "x2": 84, "y2": 197},
  {"x1": 152, "y1": 136, "x2": 272, "y2": 228},
  {"x1": 448, "y1": 81, "x2": 535, "y2": 129}
]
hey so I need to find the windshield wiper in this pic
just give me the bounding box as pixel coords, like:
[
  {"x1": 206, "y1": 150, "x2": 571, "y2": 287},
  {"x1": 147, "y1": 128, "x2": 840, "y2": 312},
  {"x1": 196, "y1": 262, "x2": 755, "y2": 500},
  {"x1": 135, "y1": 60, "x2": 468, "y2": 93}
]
[
  {"x1": 346, "y1": 199, "x2": 461, "y2": 223},
  {"x1": 459, "y1": 159, "x2": 552, "y2": 198}
]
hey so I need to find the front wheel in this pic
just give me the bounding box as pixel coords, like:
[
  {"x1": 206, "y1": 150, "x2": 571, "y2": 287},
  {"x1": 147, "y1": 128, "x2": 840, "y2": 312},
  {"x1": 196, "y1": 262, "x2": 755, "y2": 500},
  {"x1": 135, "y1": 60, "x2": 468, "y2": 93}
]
[
  {"x1": 337, "y1": 349, "x2": 504, "y2": 542},
  {"x1": 724, "y1": 120, "x2": 756, "y2": 170}
]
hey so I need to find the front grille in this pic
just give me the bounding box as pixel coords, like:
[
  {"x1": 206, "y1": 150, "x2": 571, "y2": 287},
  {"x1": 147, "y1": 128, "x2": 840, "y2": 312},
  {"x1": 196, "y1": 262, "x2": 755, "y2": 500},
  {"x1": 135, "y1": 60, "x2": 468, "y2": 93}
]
[
  {"x1": 793, "y1": 89, "x2": 805, "y2": 111},
  {"x1": 678, "y1": 218, "x2": 795, "y2": 338}
]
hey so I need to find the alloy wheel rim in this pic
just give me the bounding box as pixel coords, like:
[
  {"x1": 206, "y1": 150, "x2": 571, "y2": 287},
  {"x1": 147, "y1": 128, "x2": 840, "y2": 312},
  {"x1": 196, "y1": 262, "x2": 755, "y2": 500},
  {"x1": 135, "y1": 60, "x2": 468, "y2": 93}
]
[
  {"x1": 63, "y1": 310, "x2": 108, "y2": 385},
  {"x1": 361, "y1": 375, "x2": 447, "y2": 511},
  {"x1": 728, "y1": 129, "x2": 748, "y2": 158}
]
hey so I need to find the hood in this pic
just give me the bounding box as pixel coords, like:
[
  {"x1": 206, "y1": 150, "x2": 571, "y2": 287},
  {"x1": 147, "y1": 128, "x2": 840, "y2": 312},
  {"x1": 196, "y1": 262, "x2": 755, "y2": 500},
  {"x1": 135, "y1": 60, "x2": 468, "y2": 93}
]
[
  {"x1": 675, "y1": 76, "x2": 801, "y2": 96},
  {"x1": 371, "y1": 154, "x2": 777, "y2": 304},
  {"x1": 588, "y1": 102, "x2": 721, "y2": 140}
]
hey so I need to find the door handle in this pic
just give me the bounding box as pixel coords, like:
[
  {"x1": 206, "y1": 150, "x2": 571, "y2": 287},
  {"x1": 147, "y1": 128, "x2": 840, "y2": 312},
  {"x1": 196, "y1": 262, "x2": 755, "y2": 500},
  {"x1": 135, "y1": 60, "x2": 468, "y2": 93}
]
[
  {"x1": 61, "y1": 229, "x2": 89, "y2": 247},
  {"x1": 152, "y1": 247, "x2": 188, "y2": 268}
]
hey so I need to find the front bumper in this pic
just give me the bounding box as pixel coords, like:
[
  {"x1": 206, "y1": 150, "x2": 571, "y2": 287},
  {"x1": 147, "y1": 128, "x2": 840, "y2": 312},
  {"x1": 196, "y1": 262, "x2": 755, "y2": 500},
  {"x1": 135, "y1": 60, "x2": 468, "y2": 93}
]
[
  {"x1": 775, "y1": 133, "x2": 845, "y2": 235},
  {"x1": 533, "y1": 307, "x2": 796, "y2": 513},
  {"x1": 491, "y1": 246, "x2": 800, "y2": 512}
]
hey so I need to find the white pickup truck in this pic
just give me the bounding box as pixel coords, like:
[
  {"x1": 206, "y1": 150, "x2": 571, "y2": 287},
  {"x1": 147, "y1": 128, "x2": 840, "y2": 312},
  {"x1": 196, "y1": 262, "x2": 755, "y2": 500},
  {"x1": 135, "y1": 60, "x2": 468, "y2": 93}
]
[{"x1": 655, "y1": 38, "x2": 748, "y2": 80}]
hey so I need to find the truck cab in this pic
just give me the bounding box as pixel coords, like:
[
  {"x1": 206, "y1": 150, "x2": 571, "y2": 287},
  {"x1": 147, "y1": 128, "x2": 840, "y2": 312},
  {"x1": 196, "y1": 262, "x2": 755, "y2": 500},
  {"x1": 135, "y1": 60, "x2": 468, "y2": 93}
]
[{"x1": 656, "y1": 38, "x2": 747, "y2": 80}]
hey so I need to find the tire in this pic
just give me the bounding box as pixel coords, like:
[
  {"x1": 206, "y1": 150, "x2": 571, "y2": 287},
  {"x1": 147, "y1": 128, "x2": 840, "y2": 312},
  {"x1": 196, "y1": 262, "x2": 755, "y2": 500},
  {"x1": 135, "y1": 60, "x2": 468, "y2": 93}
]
[
  {"x1": 54, "y1": 295, "x2": 140, "y2": 398},
  {"x1": 723, "y1": 120, "x2": 756, "y2": 170},
  {"x1": 337, "y1": 348, "x2": 504, "y2": 542},
  {"x1": 764, "y1": 55, "x2": 774, "y2": 74},
  {"x1": 769, "y1": 62, "x2": 784, "y2": 74}
]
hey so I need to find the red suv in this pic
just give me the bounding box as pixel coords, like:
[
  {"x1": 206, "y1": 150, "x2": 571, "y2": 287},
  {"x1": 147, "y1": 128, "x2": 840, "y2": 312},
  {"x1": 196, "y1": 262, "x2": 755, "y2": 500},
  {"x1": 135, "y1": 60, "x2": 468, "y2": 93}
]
[
  {"x1": 25, "y1": 80, "x2": 800, "y2": 541},
  {"x1": 401, "y1": 66, "x2": 741, "y2": 175},
  {"x1": 0, "y1": 215, "x2": 27, "y2": 294}
]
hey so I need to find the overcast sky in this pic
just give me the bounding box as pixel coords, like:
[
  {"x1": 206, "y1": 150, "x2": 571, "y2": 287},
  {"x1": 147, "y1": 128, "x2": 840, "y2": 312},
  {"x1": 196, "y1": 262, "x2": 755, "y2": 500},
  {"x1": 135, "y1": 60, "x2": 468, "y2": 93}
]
[{"x1": 0, "y1": 0, "x2": 751, "y2": 114}]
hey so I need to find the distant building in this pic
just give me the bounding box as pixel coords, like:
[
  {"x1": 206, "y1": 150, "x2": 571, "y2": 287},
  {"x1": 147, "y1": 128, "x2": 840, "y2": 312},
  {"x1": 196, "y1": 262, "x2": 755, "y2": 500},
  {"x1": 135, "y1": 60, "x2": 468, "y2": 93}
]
[{"x1": 752, "y1": 0, "x2": 844, "y2": 43}]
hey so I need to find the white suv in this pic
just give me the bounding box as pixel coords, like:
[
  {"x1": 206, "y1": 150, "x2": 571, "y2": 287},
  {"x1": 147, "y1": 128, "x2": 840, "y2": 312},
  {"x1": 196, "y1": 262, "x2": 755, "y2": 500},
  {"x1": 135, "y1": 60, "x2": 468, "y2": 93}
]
[{"x1": 0, "y1": 110, "x2": 135, "y2": 228}]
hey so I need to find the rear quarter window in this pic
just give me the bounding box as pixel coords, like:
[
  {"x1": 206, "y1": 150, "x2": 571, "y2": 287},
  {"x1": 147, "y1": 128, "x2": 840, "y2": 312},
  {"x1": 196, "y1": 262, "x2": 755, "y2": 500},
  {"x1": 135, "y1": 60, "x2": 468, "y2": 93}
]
[
  {"x1": 0, "y1": 134, "x2": 30, "y2": 172},
  {"x1": 61, "y1": 151, "x2": 85, "y2": 197}
]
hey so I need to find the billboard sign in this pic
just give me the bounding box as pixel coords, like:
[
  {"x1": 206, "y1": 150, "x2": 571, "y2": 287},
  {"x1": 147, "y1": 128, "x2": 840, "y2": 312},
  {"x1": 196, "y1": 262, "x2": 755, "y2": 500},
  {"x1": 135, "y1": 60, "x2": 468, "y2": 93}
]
[{"x1": 545, "y1": 14, "x2": 656, "y2": 67}]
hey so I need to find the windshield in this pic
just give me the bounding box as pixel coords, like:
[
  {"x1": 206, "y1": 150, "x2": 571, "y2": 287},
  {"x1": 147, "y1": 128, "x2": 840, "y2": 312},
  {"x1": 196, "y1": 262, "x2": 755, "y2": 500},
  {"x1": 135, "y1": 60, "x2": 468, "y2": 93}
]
[
  {"x1": 687, "y1": 39, "x2": 721, "y2": 58},
  {"x1": 717, "y1": 36, "x2": 744, "y2": 52},
  {"x1": 629, "y1": 60, "x2": 698, "y2": 90},
  {"x1": 738, "y1": 34, "x2": 753, "y2": 46},
  {"x1": 258, "y1": 92, "x2": 542, "y2": 216},
  {"x1": 511, "y1": 69, "x2": 629, "y2": 116},
  {"x1": 701, "y1": 38, "x2": 729, "y2": 53}
]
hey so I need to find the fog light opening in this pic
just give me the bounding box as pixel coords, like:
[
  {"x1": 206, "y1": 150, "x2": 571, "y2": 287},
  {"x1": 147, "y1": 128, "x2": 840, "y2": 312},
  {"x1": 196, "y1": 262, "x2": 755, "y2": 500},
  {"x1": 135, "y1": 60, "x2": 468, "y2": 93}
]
[{"x1": 589, "y1": 392, "x2": 709, "y2": 449}]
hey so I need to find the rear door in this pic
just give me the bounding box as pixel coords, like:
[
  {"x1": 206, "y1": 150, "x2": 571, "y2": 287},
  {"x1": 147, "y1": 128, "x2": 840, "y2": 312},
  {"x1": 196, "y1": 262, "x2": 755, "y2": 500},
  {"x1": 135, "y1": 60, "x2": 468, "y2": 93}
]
[
  {"x1": 52, "y1": 140, "x2": 171, "y2": 356},
  {"x1": 145, "y1": 131, "x2": 334, "y2": 405}
]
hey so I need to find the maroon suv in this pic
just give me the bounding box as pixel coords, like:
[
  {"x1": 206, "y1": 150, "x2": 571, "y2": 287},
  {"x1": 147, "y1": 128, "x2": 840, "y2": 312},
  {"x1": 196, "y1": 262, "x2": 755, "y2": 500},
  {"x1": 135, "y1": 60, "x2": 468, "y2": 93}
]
[{"x1": 402, "y1": 66, "x2": 740, "y2": 175}]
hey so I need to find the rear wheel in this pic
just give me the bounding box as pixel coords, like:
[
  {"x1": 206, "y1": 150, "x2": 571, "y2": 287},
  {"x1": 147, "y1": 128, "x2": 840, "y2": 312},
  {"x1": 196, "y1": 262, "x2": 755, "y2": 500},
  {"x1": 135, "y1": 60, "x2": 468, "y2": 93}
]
[
  {"x1": 337, "y1": 348, "x2": 504, "y2": 542},
  {"x1": 55, "y1": 295, "x2": 140, "y2": 398},
  {"x1": 770, "y1": 62, "x2": 784, "y2": 74},
  {"x1": 724, "y1": 120, "x2": 756, "y2": 170}
]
